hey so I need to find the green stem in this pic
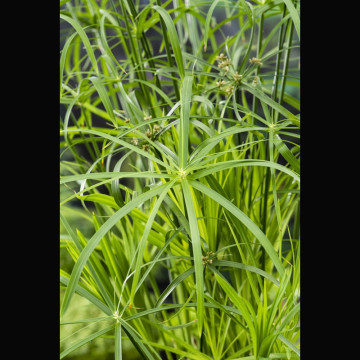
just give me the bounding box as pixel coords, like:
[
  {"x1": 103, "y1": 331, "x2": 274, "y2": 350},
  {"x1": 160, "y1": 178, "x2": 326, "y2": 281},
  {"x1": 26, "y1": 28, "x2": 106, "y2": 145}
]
[
  {"x1": 293, "y1": 200, "x2": 300, "y2": 240},
  {"x1": 126, "y1": 0, "x2": 166, "y2": 112},
  {"x1": 275, "y1": 18, "x2": 295, "y2": 122},
  {"x1": 270, "y1": 4, "x2": 287, "y2": 118},
  {"x1": 251, "y1": 12, "x2": 264, "y2": 126},
  {"x1": 259, "y1": 4, "x2": 288, "y2": 269},
  {"x1": 110, "y1": 0, "x2": 135, "y2": 68},
  {"x1": 60, "y1": 116, "x2": 89, "y2": 172},
  {"x1": 155, "y1": 0, "x2": 180, "y2": 101},
  {"x1": 238, "y1": 12, "x2": 255, "y2": 75},
  {"x1": 248, "y1": 12, "x2": 264, "y2": 210},
  {"x1": 114, "y1": 0, "x2": 155, "y2": 117}
]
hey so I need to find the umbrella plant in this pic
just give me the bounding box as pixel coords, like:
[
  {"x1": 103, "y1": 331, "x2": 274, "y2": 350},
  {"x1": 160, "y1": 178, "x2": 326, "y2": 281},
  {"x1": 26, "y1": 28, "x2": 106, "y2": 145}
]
[{"x1": 60, "y1": 0, "x2": 300, "y2": 358}]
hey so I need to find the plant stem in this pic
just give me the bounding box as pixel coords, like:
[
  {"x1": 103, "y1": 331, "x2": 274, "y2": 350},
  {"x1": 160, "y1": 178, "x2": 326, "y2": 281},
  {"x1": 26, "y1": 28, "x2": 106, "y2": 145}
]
[
  {"x1": 275, "y1": 18, "x2": 295, "y2": 122},
  {"x1": 156, "y1": 0, "x2": 180, "y2": 101}
]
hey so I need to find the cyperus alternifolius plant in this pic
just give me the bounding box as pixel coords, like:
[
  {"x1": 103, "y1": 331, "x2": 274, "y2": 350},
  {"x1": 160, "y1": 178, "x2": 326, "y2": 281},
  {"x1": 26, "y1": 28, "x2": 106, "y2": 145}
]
[{"x1": 60, "y1": 0, "x2": 300, "y2": 358}]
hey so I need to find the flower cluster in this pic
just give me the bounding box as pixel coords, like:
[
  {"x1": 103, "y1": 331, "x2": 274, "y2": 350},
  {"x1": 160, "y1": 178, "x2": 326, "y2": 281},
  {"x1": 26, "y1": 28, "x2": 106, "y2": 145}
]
[
  {"x1": 144, "y1": 124, "x2": 161, "y2": 140},
  {"x1": 214, "y1": 53, "x2": 246, "y2": 96},
  {"x1": 225, "y1": 85, "x2": 234, "y2": 96},
  {"x1": 216, "y1": 79, "x2": 226, "y2": 88},
  {"x1": 130, "y1": 119, "x2": 162, "y2": 152},
  {"x1": 249, "y1": 57, "x2": 262, "y2": 65},
  {"x1": 153, "y1": 124, "x2": 161, "y2": 133},
  {"x1": 216, "y1": 53, "x2": 232, "y2": 74},
  {"x1": 145, "y1": 129, "x2": 152, "y2": 139},
  {"x1": 202, "y1": 251, "x2": 215, "y2": 265},
  {"x1": 233, "y1": 72, "x2": 242, "y2": 84},
  {"x1": 215, "y1": 53, "x2": 227, "y2": 61},
  {"x1": 131, "y1": 137, "x2": 138, "y2": 145}
]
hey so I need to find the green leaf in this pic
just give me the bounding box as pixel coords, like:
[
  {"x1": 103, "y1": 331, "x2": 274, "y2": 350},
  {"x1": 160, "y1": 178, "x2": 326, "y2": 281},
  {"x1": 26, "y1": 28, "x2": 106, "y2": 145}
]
[
  {"x1": 60, "y1": 316, "x2": 111, "y2": 325},
  {"x1": 60, "y1": 324, "x2": 115, "y2": 359},
  {"x1": 203, "y1": 0, "x2": 221, "y2": 52},
  {"x1": 99, "y1": 14, "x2": 127, "y2": 75},
  {"x1": 241, "y1": 83, "x2": 299, "y2": 126},
  {"x1": 60, "y1": 181, "x2": 174, "y2": 317},
  {"x1": 60, "y1": 14, "x2": 99, "y2": 74},
  {"x1": 60, "y1": 32, "x2": 77, "y2": 94},
  {"x1": 214, "y1": 271, "x2": 258, "y2": 358},
  {"x1": 282, "y1": 0, "x2": 300, "y2": 40},
  {"x1": 118, "y1": 318, "x2": 159, "y2": 360},
  {"x1": 239, "y1": 0, "x2": 253, "y2": 26},
  {"x1": 182, "y1": 179, "x2": 204, "y2": 337},
  {"x1": 124, "y1": 302, "x2": 242, "y2": 322},
  {"x1": 60, "y1": 270, "x2": 112, "y2": 316},
  {"x1": 111, "y1": 151, "x2": 133, "y2": 207},
  {"x1": 278, "y1": 335, "x2": 300, "y2": 357},
  {"x1": 60, "y1": 214, "x2": 115, "y2": 311},
  {"x1": 88, "y1": 76, "x2": 117, "y2": 127},
  {"x1": 60, "y1": 128, "x2": 173, "y2": 170},
  {"x1": 212, "y1": 260, "x2": 280, "y2": 286},
  {"x1": 179, "y1": 75, "x2": 193, "y2": 169},
  {"x1": 115, "y1": 324, "x2": 122, "y2": 360},
  {"x1": 190, "y1": 159, "x2": 300, "y2": 183},
  {"x1": 189, "y1": 180, "x2": 285, "y2": 277},
  {"x1": 134, "y1": 229, "x2": 186, "y2": 295},
  {"x1": 188, "y1": 126, "x2": 265, "y2": 166},
  {"x1": 153, "y1": 5, "x2": 185, "y2": 79},
  {"x1": 203, "y1": 291, "x2": 247, "y2": 330},
  {"x1": 155, "y1": 267, "x2": 195, "y2": 307},
  {"x1": 77, "y1": 193, "x2": 119, "y2": 209},
  {"x1": 273, "y1": 134, "x2": 300, "y2": 173},
  {"x1": 129, "y1": 179, "x2": 177, "y2": 306},
  {"x1": 61, "y1": 171, "x2": 174, "y2": 185}
]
